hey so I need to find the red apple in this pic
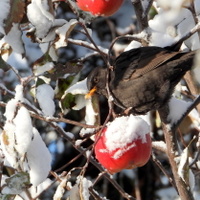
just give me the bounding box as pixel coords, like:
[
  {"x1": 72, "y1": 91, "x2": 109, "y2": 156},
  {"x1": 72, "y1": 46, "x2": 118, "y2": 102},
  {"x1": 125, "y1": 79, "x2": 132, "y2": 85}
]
[
  {"x1": 76, "y1": 0, "x2": 124, "y2": 16},
  {"x1": 94, "y1": 115, "x2": 152, "y2": 174}
]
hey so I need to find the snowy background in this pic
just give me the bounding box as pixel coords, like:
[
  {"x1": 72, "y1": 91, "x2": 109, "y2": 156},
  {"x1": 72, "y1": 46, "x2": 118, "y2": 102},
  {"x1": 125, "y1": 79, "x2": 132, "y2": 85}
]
[{"x1": 0, "y1": 0, "x2": 200, "y2": 199}]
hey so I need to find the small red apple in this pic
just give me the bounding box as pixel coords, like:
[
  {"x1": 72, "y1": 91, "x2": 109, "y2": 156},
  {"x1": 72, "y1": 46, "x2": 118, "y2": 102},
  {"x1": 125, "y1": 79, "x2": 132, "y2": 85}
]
[
  {"x1": 94, "y1": 115, "x2": 152, "y2": 174},
  {"x1": 76, "y1": 0, "x2": 124, "y2": 16}
]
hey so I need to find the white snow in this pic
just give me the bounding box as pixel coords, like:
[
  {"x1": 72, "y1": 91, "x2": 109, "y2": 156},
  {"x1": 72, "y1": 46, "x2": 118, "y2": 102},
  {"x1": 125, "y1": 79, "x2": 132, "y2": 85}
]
[
  {"x1": 4, "y1": 23, "x2": 25, "y2": 54},
  {"x1": 3, "y1": 84, "x2": 24, "y2": 121},
  {"x1": 4, "y1": 98, "x2": 18, "y2": 121},
  {"x1": 149, "y1": 0, "x2": 200, "y2": 48},
  {"x1": 63, "y1": 78, "x2": 89, "y2": 110},
  {"x1": 27, "y1": 0, "x2": 54, "y2": 38},
  {"x1": 124, "y1": 40, "x2": 142, "y2": 51},
  {"x1": 75, "y1": 139, "x2": 83, "y2": 146},
  {"x1": 13, "y1": 106, "x2": 33, "y2": 156},
  {"x1": 1, "y1": 84, "x2": 52, "y2": 185},
  {"x1": 84, "y1": 98, "x2": 97, "y2": 125},
  {"x1": 34, "y1": 62, "x2": 54, "y2": 76},
  {"x1": 55, "y1": 19, "x2": 78, "y2": 49},
  {"x1": 178, "y1": 147, "x2": 188, "y2": 181},
  {"x1": 1, "y1": 84, "x2": 33, "y2": 167},
  {"x1": 1, "y1": 122, "x2": 18, "y2": 167},
  {"x1": 105, "y1": 115, "x2": 150, "y2": 152},
  {"x1": 80, "y1": 177, "x2": 92, "y2": 200},
  {"x1": 15, "y1": 85, "x2": 24, "y2": 102},
  {"x1": 178, "y1": 147, "x2": 195, "y2": 190},
  {"x1": 29, "y1": 178, "x2": 53, "y2": 198},
  {"x1": 64, "y1": 78, "x2": 88, "y2": 95},
  {"x1": 167, "y1": 97, "x2": 192, "y2": 125},
  {"x1": 53, "y1": 178, "x2": 67, "y2": 200},
  {"x1": 36, "y1": 84, "x2": 55, "y2": 116},
  {"x1": 196, "y1": 133, "x2": 200, "y2": 149},
  {"x1": 157, "y1": 0, "x2": 187, "y2": 11},
  {"x1": 63, "y1": 78, "x2": 97, "y2": 133},
  {"x1": 152, "y1": 141, "x2": 167, "y2": 152},
  {"x1": 26, "y1": 128, "x2": 52, "y2": 186},
  {"x1": 80, "y1": 93, "x2": 98, "y2": 136},
  {"x1": 3, "y1": 51, "x2": 29, "y2": 70}
]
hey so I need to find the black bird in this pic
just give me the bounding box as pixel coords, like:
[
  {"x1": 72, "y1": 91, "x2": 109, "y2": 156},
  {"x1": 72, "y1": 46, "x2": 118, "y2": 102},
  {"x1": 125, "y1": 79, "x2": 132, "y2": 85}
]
[{"x1": 87, "y1": 46, "x2": 196, "y2": 115}]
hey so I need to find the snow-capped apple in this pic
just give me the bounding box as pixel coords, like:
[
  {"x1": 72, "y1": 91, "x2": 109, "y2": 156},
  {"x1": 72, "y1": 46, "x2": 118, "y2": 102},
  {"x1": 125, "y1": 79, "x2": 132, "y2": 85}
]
[
  {"x1": 94, "y1": 115, "x2": 152, "y2": 174},
  {"x1": 76, "y1": 0, "x2": 124, "y2": 16}
]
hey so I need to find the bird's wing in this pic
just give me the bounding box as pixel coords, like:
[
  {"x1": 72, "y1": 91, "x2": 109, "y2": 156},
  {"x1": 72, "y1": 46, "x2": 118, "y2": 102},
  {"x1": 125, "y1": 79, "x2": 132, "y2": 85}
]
[{"x1": 114, "y1": 46, "x2": 180, "y2": 80}]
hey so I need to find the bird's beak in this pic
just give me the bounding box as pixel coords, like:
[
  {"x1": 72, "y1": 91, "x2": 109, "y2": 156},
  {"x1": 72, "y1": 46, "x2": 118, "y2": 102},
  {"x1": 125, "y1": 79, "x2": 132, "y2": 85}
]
[{"x1": 85, "y1": 87, "x2": 97, "y2": 99}]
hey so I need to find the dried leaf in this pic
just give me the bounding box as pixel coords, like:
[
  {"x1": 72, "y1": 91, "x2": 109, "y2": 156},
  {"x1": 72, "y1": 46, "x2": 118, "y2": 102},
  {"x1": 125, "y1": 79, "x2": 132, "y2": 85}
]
[
  {"x1": 47, "y1": 61, "x2": 82, "y2": 80},
  {"x1": 4, "y1": 0, "x2": 25, "y2": 34},
  {"x1": 0, "y1": 194, "x2": 14, "y2": 200},
  {"x1": 55, "y1": 77, "x2": 75, "y2": 99},
  {"x1": 61, "y1": 93, "x2": 76, "y2": 111},
  {"x1": 178, "y1": 147, "x2": 189, "y2": 184},
  {"x1": 32, "y1": 52, "x2": 54, "y2": 76},
  {"x1": 0, "y1": 56, "x2": 10, "y2": 72},
  {"x1": 5, "y1": 172, "x2": 31, "y2": 194},
  {"x1": 54, "y1": 19, "x2": 78, "y2": 49}
]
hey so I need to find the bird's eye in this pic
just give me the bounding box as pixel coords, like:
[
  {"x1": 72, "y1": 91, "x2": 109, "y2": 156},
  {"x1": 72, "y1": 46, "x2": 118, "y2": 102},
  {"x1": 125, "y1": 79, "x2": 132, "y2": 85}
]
[{"x1": 93, "y1": 76, "x2": 99, "y2": 83}]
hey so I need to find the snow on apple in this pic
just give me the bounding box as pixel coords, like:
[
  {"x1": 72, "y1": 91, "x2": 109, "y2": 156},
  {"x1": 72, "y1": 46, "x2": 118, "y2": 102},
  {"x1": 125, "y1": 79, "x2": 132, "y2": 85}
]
[
  {"x1": 76, "y1": 0, "x2": 125, "y2": 16},
  {"x1": 94, "y1": 115, "x2": 152, "y2": 174}
]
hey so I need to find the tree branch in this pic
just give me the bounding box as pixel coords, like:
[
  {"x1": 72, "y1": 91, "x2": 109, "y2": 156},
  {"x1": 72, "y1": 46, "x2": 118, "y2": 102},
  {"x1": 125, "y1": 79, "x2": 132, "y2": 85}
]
[
  {"x1": 158, "y1": 106, "x2": 195, "y2": 200},
  {"x1": 131, "y1": 0, "x2": 149, "y2": 31}
]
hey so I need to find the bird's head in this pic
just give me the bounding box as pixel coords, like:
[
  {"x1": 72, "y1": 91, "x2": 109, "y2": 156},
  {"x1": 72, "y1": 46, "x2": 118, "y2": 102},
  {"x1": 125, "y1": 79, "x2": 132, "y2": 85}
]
[{"x1": 86, "y1": 67, "x2": 108, "y2": 98}]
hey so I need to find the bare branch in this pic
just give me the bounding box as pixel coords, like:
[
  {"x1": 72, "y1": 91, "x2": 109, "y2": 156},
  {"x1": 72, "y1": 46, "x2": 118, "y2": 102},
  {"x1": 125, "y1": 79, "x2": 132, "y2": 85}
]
[
  {"x1": 131, "y1": 0, "x2": 149, "y2": 31},
  {"x1": 159, "y1": 106, "x2": 195, "y2": 200},
  {"x1": 152, "y1": 152, "x2": 177, "y2": 189}
]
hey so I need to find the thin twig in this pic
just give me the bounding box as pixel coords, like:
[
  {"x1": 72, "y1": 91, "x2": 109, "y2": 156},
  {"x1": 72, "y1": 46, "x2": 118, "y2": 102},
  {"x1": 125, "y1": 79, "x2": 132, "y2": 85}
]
[
  {"x1": 151, "y1": 152, "x2": 177, "y2": 190},
  {"x1": 172, "y1": 21, "x2": 200, "y2": 48},
  {"x1": 174, "y1": 95, "x2": 200, "y2": 130},
  {"x1": 54, "y1": 144, "x2": 93, "y2": 173},
  {"x1": 78, "y1": 22, "x2": 108, "y2": 63},
  {"x1": 20, "y1": 102, "x2": 98, "y2": 129},
  {"x1": 108, "y1": 34, "x2": 148, "y2": 64},
  {"x1": 67, "y1": 38, "x2": 108, "y2": 56}
]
